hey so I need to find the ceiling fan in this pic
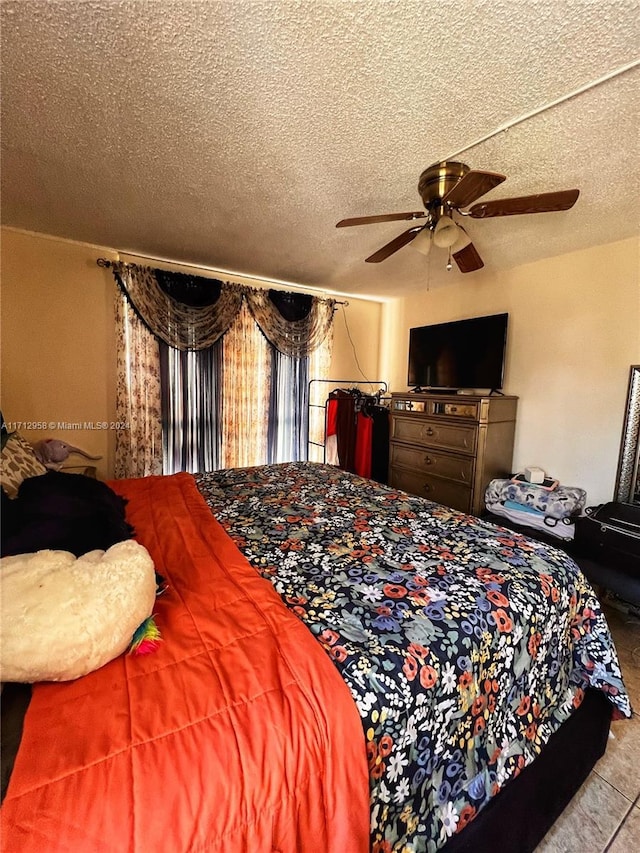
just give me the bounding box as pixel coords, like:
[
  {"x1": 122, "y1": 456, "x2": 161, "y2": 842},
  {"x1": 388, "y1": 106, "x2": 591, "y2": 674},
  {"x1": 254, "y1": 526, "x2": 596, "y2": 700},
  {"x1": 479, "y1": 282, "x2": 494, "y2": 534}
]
[{"x1": 336, "y1": 161, "x2": 580, "y2": 272}]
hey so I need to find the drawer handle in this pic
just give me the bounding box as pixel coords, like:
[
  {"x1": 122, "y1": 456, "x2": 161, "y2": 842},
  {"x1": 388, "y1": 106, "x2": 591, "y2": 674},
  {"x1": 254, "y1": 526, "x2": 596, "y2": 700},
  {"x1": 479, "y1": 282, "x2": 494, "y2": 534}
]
[
  {"x1": 423, "y1": 483, "x2": 430, "y2": 493},
  {"x1": 424, "y1": 427, "x2": 435, "y2": 437},
  {"x1": 424, "y1": 455, "x2": 433, "y2": 465}
]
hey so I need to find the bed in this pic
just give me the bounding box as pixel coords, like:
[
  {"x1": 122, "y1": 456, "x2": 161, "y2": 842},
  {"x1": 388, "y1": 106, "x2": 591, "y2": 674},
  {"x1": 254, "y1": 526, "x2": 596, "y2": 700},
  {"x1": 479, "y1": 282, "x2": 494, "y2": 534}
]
[{"x1": 1, "y1": 462, "x2": 632, "y2": 852}]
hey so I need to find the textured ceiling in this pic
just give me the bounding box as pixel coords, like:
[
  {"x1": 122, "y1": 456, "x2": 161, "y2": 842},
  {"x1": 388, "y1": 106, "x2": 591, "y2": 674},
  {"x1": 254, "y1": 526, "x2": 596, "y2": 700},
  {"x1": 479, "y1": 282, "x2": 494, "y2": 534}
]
[{"x1": 1, "y1": 0, "x2": 639, "y2": 298}]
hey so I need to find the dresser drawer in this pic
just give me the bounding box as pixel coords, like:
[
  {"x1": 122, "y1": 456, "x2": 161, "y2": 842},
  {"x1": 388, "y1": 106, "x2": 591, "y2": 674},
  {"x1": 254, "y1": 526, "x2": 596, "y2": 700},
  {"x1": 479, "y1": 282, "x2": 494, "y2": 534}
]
[
  {"x1": 390, "y1": 443, "x2": 474, "y2": 484},
  {"x1": 390, "y1": 467, "x2": 472, "y2": 514},
  {"x1": 391, "y1": 416, "x2": 477, "y2": 454}
]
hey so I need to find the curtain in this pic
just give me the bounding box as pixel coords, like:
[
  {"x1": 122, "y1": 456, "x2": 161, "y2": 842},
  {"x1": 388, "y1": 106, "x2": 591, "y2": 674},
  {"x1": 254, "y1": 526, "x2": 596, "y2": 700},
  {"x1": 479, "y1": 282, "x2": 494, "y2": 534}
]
[
  {"x1": 221, "y1": 302, "x2": 271, "y2": 468},
  {"x1": 268, "y1": 319, "x2": 334, "y2": 464},
  {"x1": 112, "y1": 262, "x2": 243, "y2": 350},
  {"x1": 245, "y1": 288, "x2": 335, "y2": 357},
  {"x1": 112, "y1": 261, "x2": 335, "y2": 354},
  {"x1": 261, "y1": 288, "x2": 335, "y2": 464},
  {"x1": 159, "y1": 303, "x2": 272, "y2": 473},
  {"x1": 159, "y1": 341, "x2": 222, "y2": 475},
  {"x1": 114, "y1": 290, "x2": 162, "y2": 478},
  {"x1": 267, "y1": 351, "x2": 309, "y2": 464},
  {"x1": 109, "y1": 262, "x2": 335, "y2": 475}
]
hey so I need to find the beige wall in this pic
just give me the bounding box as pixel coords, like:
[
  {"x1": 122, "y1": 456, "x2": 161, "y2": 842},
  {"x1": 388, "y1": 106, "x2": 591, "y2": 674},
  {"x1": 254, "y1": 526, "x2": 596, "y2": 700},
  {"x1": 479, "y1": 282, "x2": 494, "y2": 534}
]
[
  {"x1": 330, "y1": 299, "x2": 383, "y2": 386},
  {"x1": 1, "y1": 229, "x2": 118, "y2": 478},
  {"x1": 4, "y1": 226, "x2": 636, "y2": 504},
  {"x1": 0, "y1": 227, "x2": 382, "y2": 477},
  {"x1": 382, "y1": 237, "x2": 640, "y2": 505}
]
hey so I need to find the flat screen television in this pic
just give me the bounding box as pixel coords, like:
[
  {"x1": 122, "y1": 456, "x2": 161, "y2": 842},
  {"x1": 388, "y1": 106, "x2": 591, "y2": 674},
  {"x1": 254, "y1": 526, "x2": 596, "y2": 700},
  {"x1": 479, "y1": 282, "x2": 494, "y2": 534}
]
[{"x1": 407, "y1": 313, "x2": 508, "y2": 392}]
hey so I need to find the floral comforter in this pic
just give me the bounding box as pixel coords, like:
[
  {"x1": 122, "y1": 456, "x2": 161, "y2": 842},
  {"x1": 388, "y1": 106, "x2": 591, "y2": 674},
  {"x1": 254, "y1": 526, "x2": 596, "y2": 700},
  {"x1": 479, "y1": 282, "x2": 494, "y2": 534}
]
[{"x1": 196, "y1": 463, "x2": 631, "y2": 853}]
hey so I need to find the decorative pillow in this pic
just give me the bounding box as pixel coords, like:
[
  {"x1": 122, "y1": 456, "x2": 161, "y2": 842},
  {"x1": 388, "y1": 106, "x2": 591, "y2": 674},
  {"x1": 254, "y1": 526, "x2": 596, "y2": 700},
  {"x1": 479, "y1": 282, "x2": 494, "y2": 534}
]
[
  {"x1": 0, "y1": 540, "x2": 157, "y2": 683},
  {"x1": 2, "y1": 471, "x2": 135, "y2": 557},
  {"x1": 0, "y1": 433, "x2": 48, "y2": 498}
]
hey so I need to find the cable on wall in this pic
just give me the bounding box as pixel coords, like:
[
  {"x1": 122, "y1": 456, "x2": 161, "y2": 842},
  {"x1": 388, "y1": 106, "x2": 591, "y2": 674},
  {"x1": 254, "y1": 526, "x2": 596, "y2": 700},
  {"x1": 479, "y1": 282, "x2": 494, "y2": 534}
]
[{"x1": 339, "y1": 303, "x2": 371, "y2": 383}]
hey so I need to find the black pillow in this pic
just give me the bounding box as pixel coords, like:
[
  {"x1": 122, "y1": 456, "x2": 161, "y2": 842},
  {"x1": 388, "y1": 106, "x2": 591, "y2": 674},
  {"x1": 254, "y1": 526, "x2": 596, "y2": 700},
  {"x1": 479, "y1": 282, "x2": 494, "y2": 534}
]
[
  {"x1": 1, "y1": 485, "x2": 20, "y2": 548},
  {"x1": 1, "y1": 471, "x2": 135, "y2": 558}
]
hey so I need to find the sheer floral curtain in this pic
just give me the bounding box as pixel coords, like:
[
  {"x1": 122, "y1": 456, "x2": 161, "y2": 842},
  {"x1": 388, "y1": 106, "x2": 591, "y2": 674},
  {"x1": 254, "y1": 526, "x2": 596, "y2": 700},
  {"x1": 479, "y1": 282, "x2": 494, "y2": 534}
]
[
  {"x1": 107, "y1": 260, "x2": 335, "y2": 476},
  {"x1": 114, "y1": 290, "x2": 163, "y2": 478},
  {"x1": 221, "y1": 302, "x2": 271, "y2": 468}
]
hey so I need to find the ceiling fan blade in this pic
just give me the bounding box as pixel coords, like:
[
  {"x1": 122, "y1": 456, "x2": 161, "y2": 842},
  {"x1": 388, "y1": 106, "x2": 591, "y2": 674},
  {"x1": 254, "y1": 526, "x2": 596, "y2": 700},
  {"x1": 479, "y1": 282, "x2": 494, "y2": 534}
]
[
  {"x1": 442, "y1": 169, "x2": 506, "y2": 208},
  {"x1": 337, "y1": 211, "x2": 426, "y2": 227},
  {"x1": 365, "y1": 226, "x2": 423, "y2": 263},
  {"x1": 468, "y1": 188, "x2": 580, "y2": 218},
  {"x1": 452, "y1": 241, "x2": 484, "y2": 273}
]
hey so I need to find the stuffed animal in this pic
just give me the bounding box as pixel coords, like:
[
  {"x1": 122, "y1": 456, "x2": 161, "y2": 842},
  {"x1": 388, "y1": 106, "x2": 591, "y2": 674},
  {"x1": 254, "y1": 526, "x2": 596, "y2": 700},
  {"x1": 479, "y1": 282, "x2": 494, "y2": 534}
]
[
  {"x1": 32, "y1": 438, "x2": 102, "y2": 471},
  {"x1": 0, "y1": 540, "x2": 158, "y2": 682}
]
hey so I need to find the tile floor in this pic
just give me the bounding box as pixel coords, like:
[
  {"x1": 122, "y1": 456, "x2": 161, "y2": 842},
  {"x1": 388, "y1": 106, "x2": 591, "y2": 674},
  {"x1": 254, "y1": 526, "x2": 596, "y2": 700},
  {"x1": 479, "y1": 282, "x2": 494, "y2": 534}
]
[{"x1": 535, "y1": 601, "x2": 640, "y2": 852}]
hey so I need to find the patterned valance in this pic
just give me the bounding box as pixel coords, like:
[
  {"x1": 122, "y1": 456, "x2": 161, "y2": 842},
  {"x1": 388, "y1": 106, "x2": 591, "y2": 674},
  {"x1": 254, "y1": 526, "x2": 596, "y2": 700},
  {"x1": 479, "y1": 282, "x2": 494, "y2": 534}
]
[
  {"x1": 111, "y1": 262, "x2": 243, "y2": 351},
  {"x1": 245, "y1": 288, "x2": 335, "y2": 358},
  {"x1": 108, "y1": 261, "x2": 335, "y2": 354}
]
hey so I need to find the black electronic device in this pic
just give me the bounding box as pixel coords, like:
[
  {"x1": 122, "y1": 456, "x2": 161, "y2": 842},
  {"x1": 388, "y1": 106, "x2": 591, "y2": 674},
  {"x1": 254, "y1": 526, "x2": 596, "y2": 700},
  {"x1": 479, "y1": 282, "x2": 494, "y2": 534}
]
[{"x1": 408, "y1": 313, "x2": 508, "y2": 391}]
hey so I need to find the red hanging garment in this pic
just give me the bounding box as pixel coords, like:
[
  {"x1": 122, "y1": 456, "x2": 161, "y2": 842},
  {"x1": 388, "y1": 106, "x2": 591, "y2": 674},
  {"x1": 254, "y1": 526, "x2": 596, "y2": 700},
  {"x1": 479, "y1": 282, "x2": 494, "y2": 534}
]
[
  {"x1": 326, "y1": 398, "x2": 338, "y2": 437},
  {"x1": 354, "y1": 411, "x2": 373, "y2": 479},
  {"x1": 330, "y1": 392, "x2": 357, "y2": 473}
]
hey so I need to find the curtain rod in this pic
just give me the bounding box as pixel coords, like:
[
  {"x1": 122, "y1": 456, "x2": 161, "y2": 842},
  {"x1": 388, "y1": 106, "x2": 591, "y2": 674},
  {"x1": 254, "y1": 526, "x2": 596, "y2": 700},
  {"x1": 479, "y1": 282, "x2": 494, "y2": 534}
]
[{"x1": 96, "y1": 258, "x2": 348, "y2": 306}]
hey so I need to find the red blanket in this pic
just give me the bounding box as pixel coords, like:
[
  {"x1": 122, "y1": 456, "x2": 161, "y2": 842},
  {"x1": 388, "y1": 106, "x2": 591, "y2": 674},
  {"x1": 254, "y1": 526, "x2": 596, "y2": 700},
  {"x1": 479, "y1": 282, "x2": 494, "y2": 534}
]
[{"x1": 2, "y1": 473, "x2": 369, "y2": 852}]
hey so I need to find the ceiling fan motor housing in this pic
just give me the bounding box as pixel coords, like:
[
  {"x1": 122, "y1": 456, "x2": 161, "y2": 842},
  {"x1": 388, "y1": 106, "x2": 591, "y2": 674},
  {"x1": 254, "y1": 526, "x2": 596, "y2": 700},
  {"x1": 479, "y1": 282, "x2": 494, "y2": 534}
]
[{"x1": 418, "y1": 161, "x2": 469, "y2": 212}]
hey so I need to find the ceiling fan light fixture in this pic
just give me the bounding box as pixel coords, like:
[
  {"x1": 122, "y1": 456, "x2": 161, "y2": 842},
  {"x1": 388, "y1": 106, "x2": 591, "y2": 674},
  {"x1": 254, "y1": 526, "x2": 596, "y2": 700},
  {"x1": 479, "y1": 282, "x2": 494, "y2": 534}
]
[
  {"x1": 433, "y1": 215, "x2": 460, "y2": 248},
  {"x1": 411, "y1": 227, "x2": 432, "y2": 256},
  {"x1": 451, "y1": 226, "x2": 472, "y2": 252}
]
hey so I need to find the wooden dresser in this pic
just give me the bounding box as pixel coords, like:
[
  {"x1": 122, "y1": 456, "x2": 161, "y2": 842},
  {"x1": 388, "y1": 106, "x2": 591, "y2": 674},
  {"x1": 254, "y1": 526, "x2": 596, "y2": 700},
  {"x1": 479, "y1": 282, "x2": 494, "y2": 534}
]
[{"x1": 389, "y1": 392, "x2": 518, "y2": 515}]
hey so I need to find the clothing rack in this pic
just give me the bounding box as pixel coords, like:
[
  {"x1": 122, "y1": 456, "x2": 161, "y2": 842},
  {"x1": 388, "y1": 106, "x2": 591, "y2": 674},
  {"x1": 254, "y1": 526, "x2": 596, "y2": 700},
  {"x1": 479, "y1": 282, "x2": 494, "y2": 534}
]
[{"x1": 307, "y1": 379, "x2": 389, "y2": 464}]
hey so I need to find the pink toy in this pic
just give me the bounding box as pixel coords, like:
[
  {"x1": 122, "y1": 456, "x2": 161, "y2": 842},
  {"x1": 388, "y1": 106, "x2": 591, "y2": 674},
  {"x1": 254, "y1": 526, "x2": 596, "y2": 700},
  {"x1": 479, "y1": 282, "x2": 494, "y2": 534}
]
[{"x1": 32, "y1": 439, "x2": 102, "y2": 471}]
